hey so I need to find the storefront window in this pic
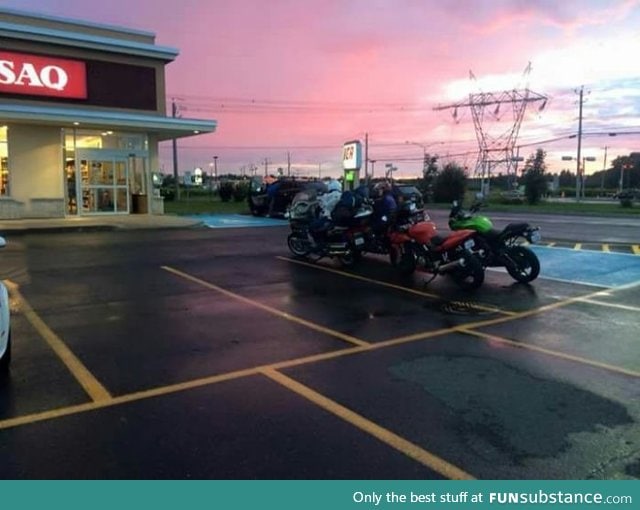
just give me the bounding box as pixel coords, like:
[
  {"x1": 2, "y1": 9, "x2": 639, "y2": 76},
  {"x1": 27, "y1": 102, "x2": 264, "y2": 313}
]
[
  {"x1": 63, "y1": 129, "x2": 147, "y2": 152},
  {"x1": 62, "y1": 128, "x2": 148, "y2": 215},
  {"x1": 1, "y1": 126, "x2": 8, "y2": 196}
]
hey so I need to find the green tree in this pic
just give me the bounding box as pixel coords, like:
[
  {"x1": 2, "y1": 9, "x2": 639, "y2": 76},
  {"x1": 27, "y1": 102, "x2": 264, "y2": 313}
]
[
  {"x1": 434, "y1": 162, "x2": 467, "y2": 203},
  {"x1": 522, "y1": 148, "x2": 548, "y2": 204},
  {"x1": 418, "y1": 153, "x2": 439, "y2": 203}
]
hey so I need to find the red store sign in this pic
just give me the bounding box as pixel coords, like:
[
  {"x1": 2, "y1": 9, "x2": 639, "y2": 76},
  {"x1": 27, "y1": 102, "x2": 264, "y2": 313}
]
[{"x1": 0, "y1": 51, "x2": 87, "y2": 99}]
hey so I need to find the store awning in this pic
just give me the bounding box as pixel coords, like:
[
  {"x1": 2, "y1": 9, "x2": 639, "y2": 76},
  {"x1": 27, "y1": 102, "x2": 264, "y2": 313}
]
[{"x1": 0, "y1": 103, "x2": 216, "y2": 141}]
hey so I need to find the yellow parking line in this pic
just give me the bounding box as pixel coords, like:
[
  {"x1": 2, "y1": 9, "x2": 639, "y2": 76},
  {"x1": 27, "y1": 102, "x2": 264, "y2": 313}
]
[
  {"x1": 633, "y1": 245, "x2": 640, "y2": 255},
  {"x1": 574, "y1": 243, "x2": 582, "y2": 250},
  {"x1": 578, "y1": 298, "x2": 640, "y2": 313},
  {"x1": 460, "y1": 329, "x2": 640, "y2": 379},
  {"x1": 261, "y1": 368, "x2": 475, "y2": 480},
  {"x1": 161, "y1": 266, "x2": 369, "y2": 347},
  {"x1": 0, "y1": 365, "x2": 262, "y2": 431},
  {"x1": 278, "y1": 256, "x2": 514, "y2": 316},
  {"x1": 4, "y1": 280, "x2": 111, "y2": 403},
  {"x1": 1, "y1": 280, "x2": 636, "y2": 434},
  {"x1": 602, "y1": 244, "x2": 610, "y2": 253}
]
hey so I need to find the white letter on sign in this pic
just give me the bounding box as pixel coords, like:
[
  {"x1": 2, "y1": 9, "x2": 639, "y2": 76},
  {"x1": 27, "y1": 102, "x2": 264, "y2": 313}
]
[
  {"x1": 40, "y1": 65, "x2": 68, "y2": 91},
  {"x1": 14, "y1": 63, "x2": 44, "y2": 88},
  {"x1": 0, "y1": 60, "x2": 16, "y2": 84}
]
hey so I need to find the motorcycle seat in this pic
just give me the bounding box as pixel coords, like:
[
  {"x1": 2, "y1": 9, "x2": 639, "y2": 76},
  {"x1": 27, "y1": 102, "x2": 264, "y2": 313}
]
[
  {"x1": 484, "y1": 229, "x2": 502, "y2": 241},
  {"x1": 502, "y1": 222, "x2": 530, "y2": 236}
]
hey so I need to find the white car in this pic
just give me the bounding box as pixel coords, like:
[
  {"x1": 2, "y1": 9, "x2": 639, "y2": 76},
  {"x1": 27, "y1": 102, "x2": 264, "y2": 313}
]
[{"x1": 0, "y1": 236, "x2": 10, "y2": 373}]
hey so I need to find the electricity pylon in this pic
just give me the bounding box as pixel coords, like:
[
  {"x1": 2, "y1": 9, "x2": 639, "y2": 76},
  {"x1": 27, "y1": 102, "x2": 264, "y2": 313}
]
[{"x1": 434, "y1": 63, "x2": 547, "y2": 196}]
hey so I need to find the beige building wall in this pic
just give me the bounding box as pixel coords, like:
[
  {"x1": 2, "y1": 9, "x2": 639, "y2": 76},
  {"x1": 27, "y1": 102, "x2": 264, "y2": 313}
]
[{"x1": 8, "y1": 124, "x2": 65, "y2": 217}]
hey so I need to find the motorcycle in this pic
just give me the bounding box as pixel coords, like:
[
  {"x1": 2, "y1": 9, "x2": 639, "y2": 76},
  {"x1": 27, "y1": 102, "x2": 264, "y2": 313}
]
[
  {"x1": 359, "y1": 194, "x2": 426, "y2": 260},
  {"x1": 448, "y1": 200, "x2": 541, "y2": 283},
  {"x1": 388, "y1": 219, "x2": 485, "y2": 290},
  {"x1": 286, "y1": 188, "x2": 370, "y2": 267}
]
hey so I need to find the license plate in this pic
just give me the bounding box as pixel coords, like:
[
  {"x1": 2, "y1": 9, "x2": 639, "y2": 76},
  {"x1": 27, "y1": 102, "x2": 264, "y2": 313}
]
[
  {"x1": 354, "y1": 236, "x2": 365, "y2": 246},
  {"x1": 529, "y1": 230, "x2": 541, "y2": 243},
  {"x1": 464, "y1": 239, "x2": 475, "y2": 250}
]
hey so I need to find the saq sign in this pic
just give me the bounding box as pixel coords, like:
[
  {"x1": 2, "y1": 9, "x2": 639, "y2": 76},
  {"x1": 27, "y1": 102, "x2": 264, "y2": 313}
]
[
  {"x1": 342, "y1": 140, "x2": 362, "y2": 170},
  {"x1": 0, "y1": 51, "x2": 87, "y2": 99}
]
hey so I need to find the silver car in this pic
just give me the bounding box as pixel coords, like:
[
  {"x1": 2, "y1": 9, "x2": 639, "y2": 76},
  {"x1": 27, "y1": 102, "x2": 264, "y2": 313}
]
[{"x1": 0, "y1": 236, "x2": 10, "y2": 373}]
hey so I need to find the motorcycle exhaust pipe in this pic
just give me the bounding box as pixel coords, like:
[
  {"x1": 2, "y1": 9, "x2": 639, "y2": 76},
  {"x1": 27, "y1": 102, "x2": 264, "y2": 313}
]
[{"x1": 438, "y1": 257, "x2": 465, "y2": 273}]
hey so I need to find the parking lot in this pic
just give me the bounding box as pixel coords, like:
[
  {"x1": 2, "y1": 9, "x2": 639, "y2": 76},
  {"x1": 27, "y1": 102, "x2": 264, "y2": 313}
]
[{"x1": 0, "y1": 225, "x2": 639, "y2": 479}]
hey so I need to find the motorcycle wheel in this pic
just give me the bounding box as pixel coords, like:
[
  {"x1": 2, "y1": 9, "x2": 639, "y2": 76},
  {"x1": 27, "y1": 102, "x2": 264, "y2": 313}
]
[
  {"x1": 504, "y1": 245, "x2": 540, "y2": 283},
  {"x1": 340, "y1": 249, "x2": 358, "y2": 268},
  {"x1": 0, "y1": 329, "x2": 10, "y2": 375},
  {"x1": 287, "y1": 233, "x2": 311, "y2": 258},
  {"x1": 450, "y1": 253, "x2": 484, "y2": 290}
]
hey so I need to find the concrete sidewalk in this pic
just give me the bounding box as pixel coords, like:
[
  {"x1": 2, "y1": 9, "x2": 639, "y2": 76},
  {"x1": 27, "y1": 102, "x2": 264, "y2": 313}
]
[{"x1": 0, "y1": 214, "x2": 205, "y2": 234}]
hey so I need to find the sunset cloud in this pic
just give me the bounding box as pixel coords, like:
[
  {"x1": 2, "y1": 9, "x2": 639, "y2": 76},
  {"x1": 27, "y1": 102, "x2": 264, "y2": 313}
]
[{"x1": 4, "y1": 0, "x2": 640, "y2": 176}]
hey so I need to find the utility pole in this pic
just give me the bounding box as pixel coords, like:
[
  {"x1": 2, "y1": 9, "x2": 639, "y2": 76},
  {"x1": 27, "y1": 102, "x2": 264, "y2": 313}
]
[
  {"x1": 171, "y1": 99, "x2": 181, "y2": 200},
  {"x1": 287, "y1": 152, "x2": 291, "y2": 177},
  {"x1": 264, "y1": 158, "x2": 269, "y2": 177},
  {"x1": 213, "y1": 156, "x2": 218, "y2": 187},
  {"x1": 601, "y1": 146, "x2": 608, "y2": 193},
  {"x1": 575, "y1": 86, "x2": 584, "y2": 201},
  {"x1": 364, "y1": 133, "x2": 369, "y2": 180}
]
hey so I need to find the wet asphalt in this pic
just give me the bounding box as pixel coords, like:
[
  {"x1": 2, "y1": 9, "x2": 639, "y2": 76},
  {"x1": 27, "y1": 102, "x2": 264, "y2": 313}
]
[{"x1": 0, "y1": 225, "x2": 638, "y2": 479}]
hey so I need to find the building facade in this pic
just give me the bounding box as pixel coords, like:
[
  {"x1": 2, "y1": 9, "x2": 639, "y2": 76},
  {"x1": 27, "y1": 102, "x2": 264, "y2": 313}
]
[{"x1": 0, "y1": 7, "x2": 216, "y2": 218}]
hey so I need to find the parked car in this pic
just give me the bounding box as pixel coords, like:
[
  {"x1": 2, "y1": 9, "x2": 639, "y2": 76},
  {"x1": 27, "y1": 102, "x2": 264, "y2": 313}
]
[
  {"x1": 615, "y1": 189, "x2": 640, "y2": 200},
  {"x1": 500, "y1": 190, "x2": 525, "y2": 203},
  {"x1": 0, "y1": 236, "x2": 10, "y2": 374},
  {"x1": 392, "y1": 184, "x2": 424, "y2": 209},
  {"x1": 248, "y1": 178, "x2": 327, "y2": 217}
]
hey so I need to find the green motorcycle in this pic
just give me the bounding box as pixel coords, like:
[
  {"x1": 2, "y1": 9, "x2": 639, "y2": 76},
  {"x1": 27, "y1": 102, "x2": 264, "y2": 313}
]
[{"x1": 448, "y1": 201, "x2": 541, "y2": 283}]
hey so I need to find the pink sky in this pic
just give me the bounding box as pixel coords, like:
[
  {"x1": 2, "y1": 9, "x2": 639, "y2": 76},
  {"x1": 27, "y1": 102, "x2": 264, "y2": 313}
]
[{"x1": 6, "y1": 0, "x2": 640, "y2": 177}]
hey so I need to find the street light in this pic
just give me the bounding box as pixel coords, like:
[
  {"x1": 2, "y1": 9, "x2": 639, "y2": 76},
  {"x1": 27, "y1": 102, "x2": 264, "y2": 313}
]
[
  {"x1": 562, "y1": 155, "x2": 596, "y2": 200},
  {"x1": 385, "y1": 163, "x2": 397, "y2": 180},
  {"x1": 368, "y1": 159, "x2": 376, "y2": 180},
  {"x1": 405, "y1": 140, "x2": 443, "y2": 176},
  {"x1": 405, "y1": 141, "x2": 428, "y2": 175}
]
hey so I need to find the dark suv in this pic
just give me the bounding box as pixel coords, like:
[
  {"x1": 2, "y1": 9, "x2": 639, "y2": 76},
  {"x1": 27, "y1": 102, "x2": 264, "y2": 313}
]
[
  {"x1": 248, "y1": 178, "x2": 327, "y2": 217},
  {"x1": 615, "y1": 189, "x2": 640, "y2": 200},
  {"x1": 392, "y1": 184, "x2": 424, "y2": 209}
]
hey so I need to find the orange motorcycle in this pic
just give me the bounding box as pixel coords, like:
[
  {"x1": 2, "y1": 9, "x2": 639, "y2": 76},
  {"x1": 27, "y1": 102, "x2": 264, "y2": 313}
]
[{"x1": 388, "y1": 220, "x2": 485, "y2": 290}]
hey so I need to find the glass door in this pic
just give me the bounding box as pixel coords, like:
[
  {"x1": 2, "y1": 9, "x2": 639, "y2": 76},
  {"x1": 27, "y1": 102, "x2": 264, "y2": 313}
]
[{"x1": 77, "y1": 151, "x2": 130, "y2": 214}]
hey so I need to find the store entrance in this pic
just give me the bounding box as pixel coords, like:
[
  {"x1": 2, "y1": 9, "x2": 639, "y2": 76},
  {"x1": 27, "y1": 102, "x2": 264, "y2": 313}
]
[{"x1": 74, "y1": 150, "x2": 133, "y2": 214}]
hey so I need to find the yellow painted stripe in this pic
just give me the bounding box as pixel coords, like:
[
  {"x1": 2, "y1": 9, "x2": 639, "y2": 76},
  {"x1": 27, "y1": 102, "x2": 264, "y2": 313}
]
[
  {"x1": 579, "y1": 298, "x2": 640, "y2": 313},
  {"x1": 4, "y1": 280, "x2": 111, "y2": 403},
  {"x1": 460, "y1": 329, "x2": 640, "y2": 379},
  {"x1": 278, "y1": 256, "x2": 513, "y2": 316},
  {"x1": 574, "y1": 243, "x2": 582, "y2": 250},
  {"x1": 420, "y1": 286, "x2": 616, "y2": 336},
  {"x1": 1, "y1": 281, "x2": 634, "y2": 432},
  {"x1": 602, "y1": 244, "x2": 610, "y2": 253},
  {"x1": 2, "y1": 272, "x2": 636, "y2": 433},
  {"x1": 0, "y1": 365, "x2": 260, "y2": 431},
  {"x1": 161, "y1": 266, "x2": 369, "y2": 347},
  {"x1": 633, "y1": 245, "x2": 640, "y2": 255},
  {"x1": 261, "y1": 368, "x2": 475, "y2": 480}
]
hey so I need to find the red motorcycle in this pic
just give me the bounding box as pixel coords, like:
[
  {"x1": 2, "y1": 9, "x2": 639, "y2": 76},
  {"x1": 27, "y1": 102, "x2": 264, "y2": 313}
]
[{"x1": 388, "y1": 219, "x2": 485, "y2": 290}]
